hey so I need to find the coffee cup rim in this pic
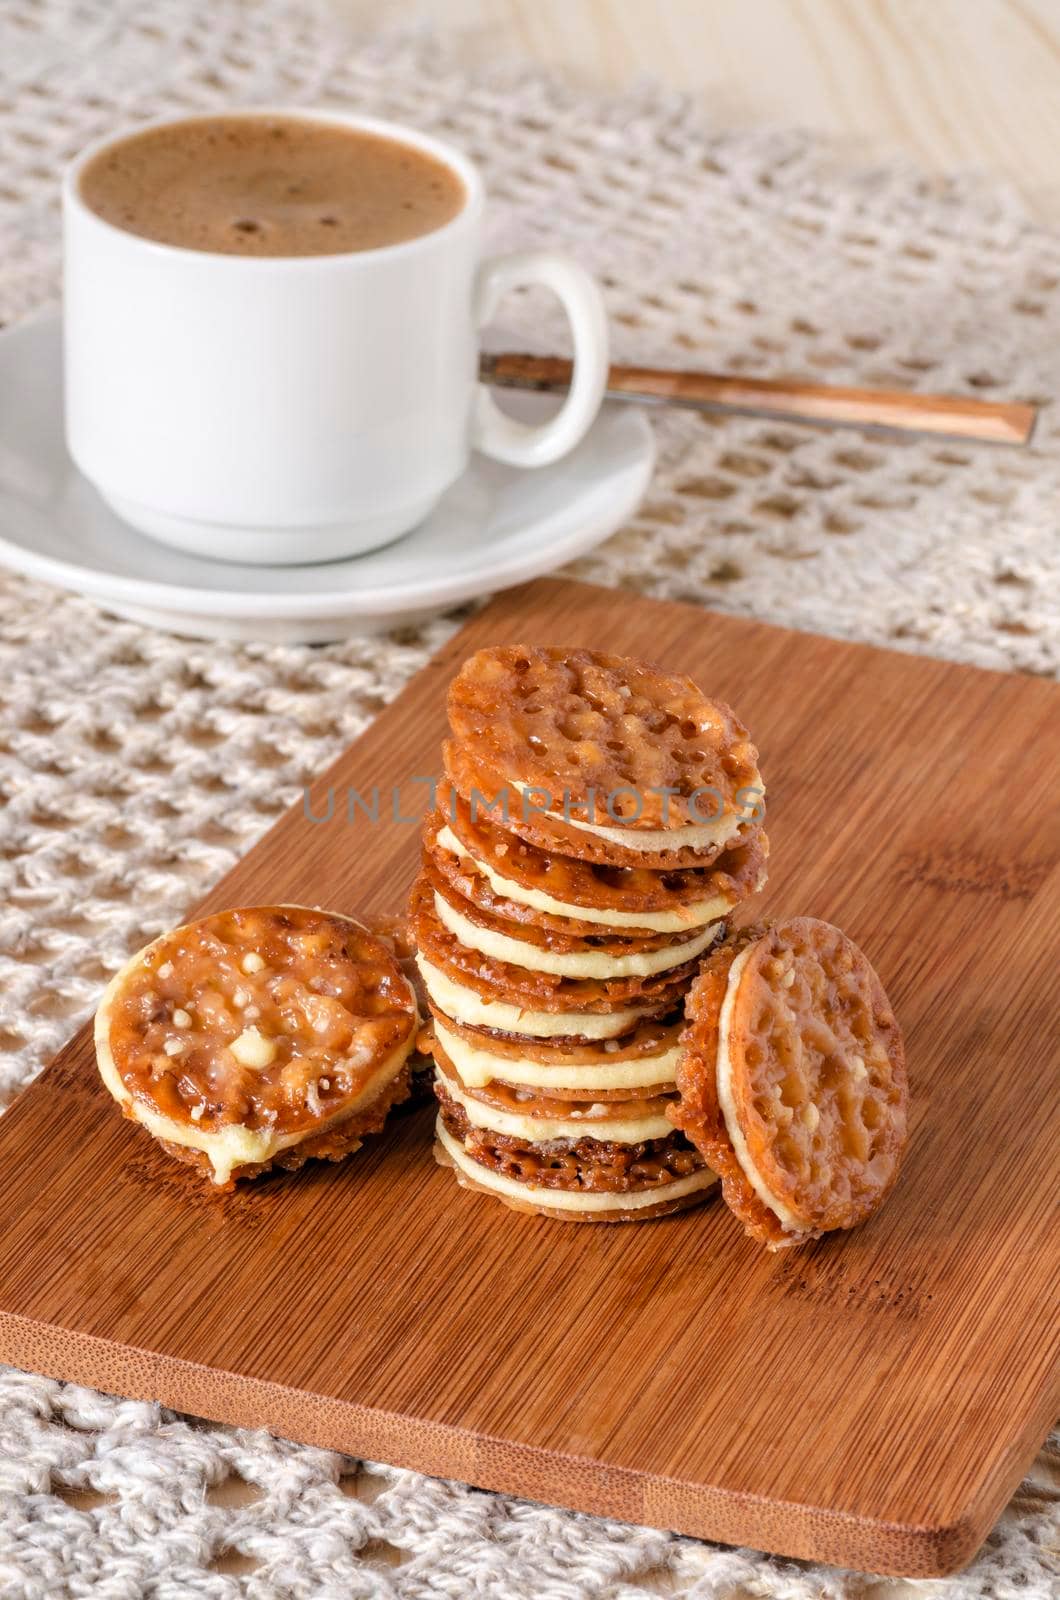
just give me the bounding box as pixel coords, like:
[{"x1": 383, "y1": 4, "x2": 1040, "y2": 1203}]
[{"x1": 63, "y1": 106, "x2": 484, "y2": 266}]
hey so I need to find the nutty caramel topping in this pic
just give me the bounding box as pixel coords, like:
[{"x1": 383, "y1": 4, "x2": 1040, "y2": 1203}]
[{"x1": 105, "y1": 906, "x2": 415, "y2": 1136}]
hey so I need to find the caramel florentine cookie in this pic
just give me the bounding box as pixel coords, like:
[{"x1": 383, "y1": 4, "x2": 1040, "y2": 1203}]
[
  {"x1": 157, "y1": 1063, "x2": 412, "y2": 1181},
  {"x1": 425, "y1": 795, "x2": 768, "y2": 936},
  {"x1": 443, "y1": 644, "x2": 764, "y2": 870},
  {"x1": 422, "y1": 853, "x2": 709, "y2": 958},
  {"x1": 434, "y1": 1090, "x2": 717, "y2": 1223},
  {"x1": 409, "y1": 872, "x2": 710, "y2": 1013},
  {"x1": 362, "y1": 910, "x2": 424, "y2": 1008},
  {"x1": 430, "y1": 1030, "x2": 680, "y2": 1121},
  {"x1": 362, "y1": 910, "x2": 433, "y2": 1105},
  {"x1": 445, "y1": 738, "x2": 761, "y2": 871},
  {"x1": 417, "y1": 948, "x2": 679, "y2": 1041},
  {"x1": 95, "y1": 905, "x2": 418, "y2": 1188},
  {"x1": 426, "y1": 1008, "x2": 686, "y2": 1100},
  {"x1": 432, "y1": 1006, "x2": 684, "y2": 1065},
  {"x1": 447, "y1": 645, "x2": 762, "y2": 828},
  {"x1": 433, "y1": 1037, "x2": 679, "y2": 1129},
  {"x1": 434, "y1": 1128, "x2": 715, "y2": 1223},
  {"x1": 671, "y1": 918, "x2": 908, "y2": 1250}
]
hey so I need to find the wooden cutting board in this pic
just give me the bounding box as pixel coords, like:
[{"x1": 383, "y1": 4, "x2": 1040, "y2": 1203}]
[{"x1": 0, "y1": 577, "x2": 1056, "y2": 1578}]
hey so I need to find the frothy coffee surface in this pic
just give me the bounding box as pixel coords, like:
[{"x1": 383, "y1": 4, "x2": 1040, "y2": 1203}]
[{"x1": 79, "y1": 115, "x2": 466, "y2": 256}]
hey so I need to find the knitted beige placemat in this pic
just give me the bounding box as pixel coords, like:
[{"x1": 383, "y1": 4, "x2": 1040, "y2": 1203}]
[{"x1": 0, "y1": 3, "x2": 1057, "y2": 1596}]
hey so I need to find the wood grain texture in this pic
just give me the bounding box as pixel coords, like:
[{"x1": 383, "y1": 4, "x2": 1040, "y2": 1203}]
[
  {"x1": 338, "y1": 0, "x2": 1060, "y2": 221},
  {"x1": 482, "y1": 353, "x2": 1038, "y2": 444},
  {"x1": 0, "y1": 578, "x2": 1057, "y2": 1577}
]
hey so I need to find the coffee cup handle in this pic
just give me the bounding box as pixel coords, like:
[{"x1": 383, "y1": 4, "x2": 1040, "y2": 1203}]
[{"x1": 471, "y1": 251, "x2": 609, "y2": 467}]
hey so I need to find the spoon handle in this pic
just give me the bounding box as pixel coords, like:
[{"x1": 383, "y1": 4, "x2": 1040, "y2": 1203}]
[{"x1": 481, "y1": 352, "x2": 1037, "y2": 446}]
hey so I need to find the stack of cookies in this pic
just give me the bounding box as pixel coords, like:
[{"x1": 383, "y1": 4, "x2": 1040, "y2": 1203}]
[{"x1": 411, "y1": 645, "x2": 769, "y2": 1222}]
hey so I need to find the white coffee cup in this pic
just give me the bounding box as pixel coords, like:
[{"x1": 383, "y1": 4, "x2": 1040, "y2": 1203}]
[{"x1": 63, "y1": 109, "x2": 609, "y2": 565}]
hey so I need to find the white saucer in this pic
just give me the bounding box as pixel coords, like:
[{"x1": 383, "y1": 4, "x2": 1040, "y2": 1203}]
[{"x1": 0, "y1": 313, "x2": 654, "y2": 643}]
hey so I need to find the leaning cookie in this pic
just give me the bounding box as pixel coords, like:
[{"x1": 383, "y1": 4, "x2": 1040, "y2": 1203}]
[
  {"x1": 94, "y1": 904, "x2": 418, "y2": 1188},
  {"x1": 670, "y1": 917, "x2": 907, "y2": 1250}
]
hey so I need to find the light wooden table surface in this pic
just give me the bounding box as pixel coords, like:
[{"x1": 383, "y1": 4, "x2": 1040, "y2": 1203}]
[{"x1": 341, "y1": 0, "x2": 1060, "y2": 221}]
